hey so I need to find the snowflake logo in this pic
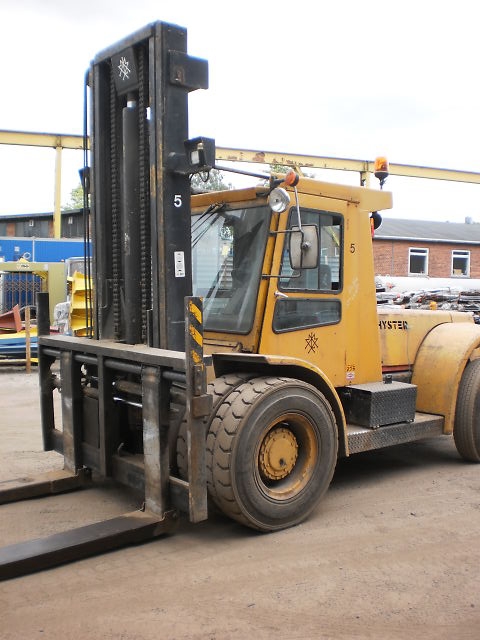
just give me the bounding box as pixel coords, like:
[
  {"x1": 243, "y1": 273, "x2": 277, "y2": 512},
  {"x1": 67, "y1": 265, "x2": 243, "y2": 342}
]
[
  {"x1": 305, "y1": 332, "x2": 318, "y2": 354},
  {"x1": 118, "y1": 56, "x2": 131, "y2": 81}
]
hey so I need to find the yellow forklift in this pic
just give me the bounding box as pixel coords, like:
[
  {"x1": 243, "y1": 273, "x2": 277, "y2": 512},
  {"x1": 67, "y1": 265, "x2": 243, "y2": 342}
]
[{"x1": 1, "y1": 21, "x2": 479, "y2": 579}]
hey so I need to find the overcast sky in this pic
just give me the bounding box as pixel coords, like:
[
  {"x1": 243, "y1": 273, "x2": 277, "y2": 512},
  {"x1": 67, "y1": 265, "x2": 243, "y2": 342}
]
[{"x1": 1, "y1": 0, "x2": 479, "y2": 221}]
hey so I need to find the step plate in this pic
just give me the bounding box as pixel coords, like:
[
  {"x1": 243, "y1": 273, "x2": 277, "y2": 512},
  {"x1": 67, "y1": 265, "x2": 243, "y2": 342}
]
[{"x1": 347, "y1": 413, "x2": 444, "y2": 455}]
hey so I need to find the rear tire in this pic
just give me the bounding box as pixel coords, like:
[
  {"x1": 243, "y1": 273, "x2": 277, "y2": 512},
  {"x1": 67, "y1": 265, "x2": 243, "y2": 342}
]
[
  {"x1": 454, "y1": 359, "x2": 480, "y2": 462},
  {"x1": 206, "y1": 376, "x2": 338, "y2": 531}
]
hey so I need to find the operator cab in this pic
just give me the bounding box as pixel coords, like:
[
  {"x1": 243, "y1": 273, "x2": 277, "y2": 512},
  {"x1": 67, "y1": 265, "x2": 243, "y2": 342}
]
[
  {"x1": 191, "y1": 171, "x2": 392, "y2": 387},
  {"x1": 191, "y1": 176, "x2": 344, "y2": 340}
]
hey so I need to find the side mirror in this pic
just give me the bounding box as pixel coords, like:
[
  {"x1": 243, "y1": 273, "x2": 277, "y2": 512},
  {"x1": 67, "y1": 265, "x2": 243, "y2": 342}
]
[{"x1": 289, "y1": 225, "x2": 319, "y2": 270}]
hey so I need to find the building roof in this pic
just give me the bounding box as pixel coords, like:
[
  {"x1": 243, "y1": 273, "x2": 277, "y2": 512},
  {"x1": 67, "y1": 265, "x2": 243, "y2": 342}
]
[
  {"x1": 375, "y1": 217, "x2": 480, "y2": 244},
  {"x1": 0, "y1": 209, "x2": 84, "y2": 221}
]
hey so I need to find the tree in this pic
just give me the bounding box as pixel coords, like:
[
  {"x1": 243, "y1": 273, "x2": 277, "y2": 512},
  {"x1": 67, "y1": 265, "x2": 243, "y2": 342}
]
[
  {"x1": 270, "y1": 163, "x2": 292, "y2": 174},
  {"x1": 63, "y1": 183, "x2": 86, "y2": 211},
  {"x1": 191, "y1": 168, "x2": 232, "y2": 193}
]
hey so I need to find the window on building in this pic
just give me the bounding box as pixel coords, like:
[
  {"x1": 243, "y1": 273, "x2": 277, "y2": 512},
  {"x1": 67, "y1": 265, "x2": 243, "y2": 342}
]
[
  {"x1": 452, "y1": 250, "x2": 470, "y2": 277},
  {"x1": 409, "y1": 247, "x2": 429, "y2": 275}
]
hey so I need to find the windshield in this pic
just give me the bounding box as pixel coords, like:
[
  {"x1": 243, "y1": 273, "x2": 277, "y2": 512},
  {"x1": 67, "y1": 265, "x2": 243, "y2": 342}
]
[{"x1": 192, "y1": 205, "x2": 271, "y2": 333}]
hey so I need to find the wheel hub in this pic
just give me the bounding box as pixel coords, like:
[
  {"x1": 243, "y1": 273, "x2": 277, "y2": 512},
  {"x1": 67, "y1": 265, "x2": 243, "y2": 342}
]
[{"x1": 259, "y1": 426, "x2": 298, "y2": 480}]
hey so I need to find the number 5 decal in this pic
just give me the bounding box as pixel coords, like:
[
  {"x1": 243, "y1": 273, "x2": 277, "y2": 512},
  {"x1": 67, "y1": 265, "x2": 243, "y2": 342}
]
[
  {"x1": 350, "y1": 243, "x2": 356, "y2": 253},
  {"x1": 174, "y1": 194, "x2": 182, "y2": 208}
]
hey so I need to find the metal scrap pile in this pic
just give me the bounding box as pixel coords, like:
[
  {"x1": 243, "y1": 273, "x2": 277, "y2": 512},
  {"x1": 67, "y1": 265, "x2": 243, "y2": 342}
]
[{"x1": 376, "y1": 284, "x2": 480, "y2": 323}]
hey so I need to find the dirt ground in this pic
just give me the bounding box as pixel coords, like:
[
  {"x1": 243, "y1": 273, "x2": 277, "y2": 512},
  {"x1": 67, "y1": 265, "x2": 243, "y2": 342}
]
[{"x1": 0, "y1": 368, "x2": 479, "y2": 640}]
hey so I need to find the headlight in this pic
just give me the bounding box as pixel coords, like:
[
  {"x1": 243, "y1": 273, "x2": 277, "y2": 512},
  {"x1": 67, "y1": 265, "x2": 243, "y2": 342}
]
[{"x1": 268, "y1": 187, "x2": 290, "y2": 213}]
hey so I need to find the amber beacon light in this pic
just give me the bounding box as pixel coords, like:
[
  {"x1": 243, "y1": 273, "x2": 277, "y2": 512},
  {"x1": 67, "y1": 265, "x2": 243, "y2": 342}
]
[{"x1": 374, "y1": 156, "x2": 389, "y2": 189}]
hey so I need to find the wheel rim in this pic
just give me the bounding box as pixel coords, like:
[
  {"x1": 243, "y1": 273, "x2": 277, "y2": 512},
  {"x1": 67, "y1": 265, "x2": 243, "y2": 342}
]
[
  {"x1": 259, "y1": 426, "x2": 298, "y2": 480},
  {"x1": 255, "y1": 412, "x2": 319, "y2": 501}
]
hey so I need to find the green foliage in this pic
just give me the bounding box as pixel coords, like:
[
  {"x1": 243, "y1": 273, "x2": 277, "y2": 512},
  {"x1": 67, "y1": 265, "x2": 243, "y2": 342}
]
[
  {"x1": 191, "y1": 168, "x2": 232, "y2": 192},
  {"x1": 63, "y1": 183, "x2": 87, "y2": 211},
  {"x1": 270, "y1": 163, "x2": 291, "y2": 174}
]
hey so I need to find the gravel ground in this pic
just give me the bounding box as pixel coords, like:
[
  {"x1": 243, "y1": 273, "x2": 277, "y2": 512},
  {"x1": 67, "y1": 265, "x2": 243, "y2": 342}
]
[{"x1": 0, "y1": 368, "x2": 479, "y2": 639}]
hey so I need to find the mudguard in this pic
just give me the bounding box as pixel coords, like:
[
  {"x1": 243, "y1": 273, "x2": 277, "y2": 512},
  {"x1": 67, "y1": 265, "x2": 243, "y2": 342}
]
[
  {"x1": 411, "y1": 322, "x2": 480, "y2": 433},
  {"x1": 212, "y1": 352, "x2": 349, "y2": 455}
]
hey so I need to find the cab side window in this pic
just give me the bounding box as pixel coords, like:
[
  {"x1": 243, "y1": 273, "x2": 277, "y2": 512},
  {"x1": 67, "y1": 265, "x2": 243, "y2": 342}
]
[
  {"x1": 274, "y1": 208, "x2": 342, "y2": 333},
  {"x1": 279, "y1": 209, "x2": 342, "y2": 292}
]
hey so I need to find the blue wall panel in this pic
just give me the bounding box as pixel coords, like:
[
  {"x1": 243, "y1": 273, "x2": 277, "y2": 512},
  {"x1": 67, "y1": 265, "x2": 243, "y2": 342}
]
[{"x1": 0, "y1": 238, "x2": 89, "y2": 262}]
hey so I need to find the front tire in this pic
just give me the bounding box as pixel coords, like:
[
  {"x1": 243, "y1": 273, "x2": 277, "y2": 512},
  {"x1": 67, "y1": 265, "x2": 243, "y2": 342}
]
[
  {"x1": 206, "y1": 376, "x2": 338, "y2": 531},
  {"x1": 176, "y1": 373, "x2": 252, "y2": 479},
  {"x1": 454, "y1": 359, "x2": 480, "y2": 462}
]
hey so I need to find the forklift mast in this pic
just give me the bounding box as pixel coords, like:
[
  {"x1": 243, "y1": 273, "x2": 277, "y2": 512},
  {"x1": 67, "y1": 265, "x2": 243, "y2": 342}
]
[
  {"x1": 91, "y1": 22, "x2": 208, "y2": 350},
  {"x1": 0, "y1": 22, "x2": 212, "y2": 581}
]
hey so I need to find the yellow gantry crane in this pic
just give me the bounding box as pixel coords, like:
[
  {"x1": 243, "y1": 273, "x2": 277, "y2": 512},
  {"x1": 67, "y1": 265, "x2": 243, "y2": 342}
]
[
  {"x1": 1, "y1": 129, "x2": 480, "y2": 238},
  {"x1": 0, "y1": 130, "x2": 85, "y2": 239}
]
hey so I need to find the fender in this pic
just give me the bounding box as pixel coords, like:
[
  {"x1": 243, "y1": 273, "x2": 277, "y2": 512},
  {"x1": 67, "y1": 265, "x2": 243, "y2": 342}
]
[
  {"x1": 212, "y1": 352, "x2": 349, "y2": 456},
  {"x1": 411, "y1": 322, "x2": 480, "y2": 433}
]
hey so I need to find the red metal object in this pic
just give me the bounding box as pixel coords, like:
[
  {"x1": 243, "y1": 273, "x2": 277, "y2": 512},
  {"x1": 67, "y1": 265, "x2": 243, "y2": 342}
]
[{"x1": 0, "y1": 305, "x2": 22, "y2": 333}]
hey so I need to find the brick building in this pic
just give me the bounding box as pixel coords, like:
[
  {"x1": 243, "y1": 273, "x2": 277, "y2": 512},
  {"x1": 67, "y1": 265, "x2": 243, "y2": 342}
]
[{"x1": 373, "y1": 218, "x2": 480, "y2": 279}]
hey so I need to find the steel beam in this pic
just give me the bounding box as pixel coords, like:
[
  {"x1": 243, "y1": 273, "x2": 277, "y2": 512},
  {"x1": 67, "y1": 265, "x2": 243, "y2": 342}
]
[
  {"x1": 184, "y1": 297, "x2": 209, "y2": 522},
  {"x1": 142, "y1": 366, "x2": 170, "y2": 516},
  {"x1": 97, "y1": 354, "x2": 116, "y2": 476},
  {"x1": 53, "y1": 145, "x2": 63, "y2": 238},
  {"x1": 0, "y1": 130, "x2": 85, "y2": 150},
  {"x1": 39, "y1": 335, "x2": 187, "y2": 369},
  {"x1": 0, "y1": 509, "x2": 177, "y2": 581},
  {"x1": 60, "y1": 351, "x2": 84, "y2": 472},
  {"x1": 0, "y1": 468, "x2": 91, "y2": 505},
  {"x1": 215, "y1": 147, "x2": 480, "y2": 185}
]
